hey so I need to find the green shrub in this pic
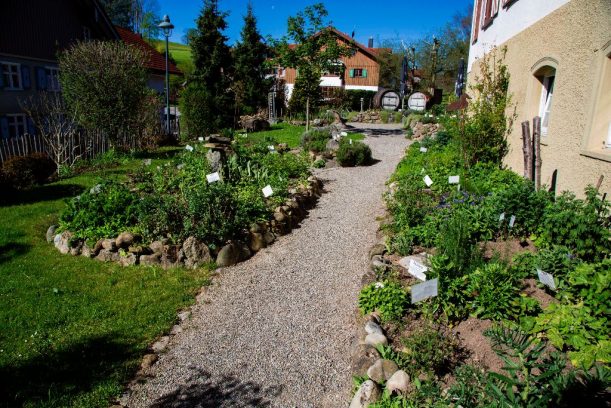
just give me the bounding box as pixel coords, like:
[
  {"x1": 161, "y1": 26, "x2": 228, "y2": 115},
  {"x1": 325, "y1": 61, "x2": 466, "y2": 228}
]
[
  {"x1": 336, "y1": 139, "x2": 372, "y2": 167},
  {"x1": 400, "y1": 325, "x2": 461, "y2": 376},
  {"x1": 436, "y1": 206, "x2": 482, "y2": 276},
  {"x1": 358, "y1": 281, "x2": 409, "y2": 322},
  {"x1": 467, "y1": 262, "x2": 519, "y2": 320},
  {"x1": 1, "y1": 153, "x2": 55, "y2": 189},
  {"x1": 300, "y1": 128, "x2": 331, "y2": 153},
  {"x1": 393, "y1": 111, "x2": 402, "y2": 123},
  {"x1": 380, "y1": 110, "x2": 390, "y2": 123},
  {"x1": 421, "y1": 115, "x2": 436, "y2": 124}
]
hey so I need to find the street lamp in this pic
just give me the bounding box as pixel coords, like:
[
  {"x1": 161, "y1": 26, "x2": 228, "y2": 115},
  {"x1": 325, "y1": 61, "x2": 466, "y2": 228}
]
[{"x1": 158, "y1": 14, "x2": 174, "y2": 135}]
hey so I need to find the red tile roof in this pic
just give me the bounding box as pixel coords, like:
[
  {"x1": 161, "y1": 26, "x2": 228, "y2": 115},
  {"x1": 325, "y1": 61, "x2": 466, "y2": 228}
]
[{"x1": 115, "y1": 26, "x2": 182, "y2": 76}]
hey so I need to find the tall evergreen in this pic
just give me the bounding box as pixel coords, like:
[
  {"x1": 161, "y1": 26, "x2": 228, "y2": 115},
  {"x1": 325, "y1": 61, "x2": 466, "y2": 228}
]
[
  {"x1": 181, "y1": 0, "x2": 233, "y2": 135},
  {"x1": 233, "y1": 3, "x2": 270, "y2": 115}
]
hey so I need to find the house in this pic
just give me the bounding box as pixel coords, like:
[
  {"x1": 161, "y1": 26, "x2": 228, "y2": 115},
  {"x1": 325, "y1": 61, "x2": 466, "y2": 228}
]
[
  {"x1": 0, "y1": 0, "x2": 119, "y2": 139},
  {"x1": 115, "y1": 26, "x2": 182, "y2": 94},
  {"x1": 274, "y1": 28, "x2": 385, "y2": 103},
  {"x1": 467, "y1": 0, "x2": 611, "y2": 196}
]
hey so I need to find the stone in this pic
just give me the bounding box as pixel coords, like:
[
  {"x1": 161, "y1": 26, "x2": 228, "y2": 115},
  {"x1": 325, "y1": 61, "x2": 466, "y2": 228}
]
[
  {"x1": 277, "y1": 143, "x2": 289, "y2": 152},
  {"x1": 101, "y1": 239, "x2": 116, "y2": 251},
  {"x1": 367, "y1": 359, "x2": 399, "y2": 384},
  {"x1": 161, "y1": 245, "x2": 183, "y2": 269},
  {"x1": 128, "y1": 245, "x2": 149, "y2": 255},
  {"x1": 93, "y1": 239, "x2": 104, "y2": 256},
  {"x1": 96, "y1": 249, "x2": 120, "y2": 262},
  {"x1": 386, "y1": 370, "x2": 411, "y2": 395},
  {"x1": 369, "y1": 244, "x2": 386, "y2": 259},
  {"x1": 151, "y1": 336, "x2": 170, "y2": 353},
  {"x1": 115, "y1": 232, "x2": 135, "y2": 249},
  {"x1": 352, "y1": 344, "x2": 381, "y2": 376},
  {"x1": 54, "y1": 231, "x2": 72, "y2": 255},
  {"x1": 371, "y1": 255, "x2": 386, "y2": 270},
  {"x1": 141, "y1": 353, "x2": 157, "y2": 370},
  {"x1": 365, "y1": 321, "x2": 384, "y2": 336},
  {"x1": 177, "y1": 310, "x2": 190, "y2": 322},
  {"x1": 206, "y1": 150, "x2": 223, "y2": 172},
  {"x1": 273, "y1": 210, "x2": 287, "y2": 223},
  {"x1": 238, "y1": 242, "x2": 252, "y2": 261},
  {"x1": 216, "y1": 243, "x2": 241, "y2": 267},
  {"x1": 326, "y1": 138, "x2": 340, "y2": 152},
  {"x1": 149, "y1": 241, "x2": 164, "y2": 254},
  {"x1": 241, "y1": 117, "x2": 270, "y2": 133},
  {"x1": 81, "y1": 243, "x2": 94, "y2": 258},
  {"x1": 263, "y1": 231, "x2": 275, "y2": 245},
  {"x1": 119, "y1": 253, "x2": 138, "y2": 267},
  {"x1": 70, "y1": 242, "x2": 82, "y2": 256},
  {"x1": 365, "y1": 332, "x2": 388, "y2": 347},
  {"x1": 140, "y1": 253, "x2": 161, "y2": 266},
  {"x1": 181, "y1": 236, "x2": 212, "y2": 269},
  {"x1": 349, "y1": 380, "x2": 381, "y2": 408},
  {"x1": 46, "y1": 225, "x2": 58, "y2": 243},
  {"x1": 249, "y1": 232, "x2": 266, "y2": 252},
  {"x1": 249, "y1": 223, "x2": 262, "y2": 233}
]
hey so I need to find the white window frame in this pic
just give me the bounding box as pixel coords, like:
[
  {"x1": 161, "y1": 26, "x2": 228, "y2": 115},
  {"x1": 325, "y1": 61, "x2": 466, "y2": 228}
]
[
  {"x1": 539, "y1": 74, "x2": 555, "y2": 136},
  {"x1": 1, "y1": 62, "x2": 22, "y2": 90},
  {"x1": 353, "y1": 68, "x2": 364, "y2": 78},
  {"x1": 45, "y1": 66, "x2": 60, "y2": 92},
  {"x1": 6, "y1": 114, "x2": 27, "y2": 138}
]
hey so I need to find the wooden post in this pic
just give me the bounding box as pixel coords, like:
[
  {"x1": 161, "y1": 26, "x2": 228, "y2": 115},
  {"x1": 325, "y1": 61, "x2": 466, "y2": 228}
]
[
  {"x1": 521, "y1": 120, "x2": 532, "y2": 180},
  {"x1": 595, "y1": 175, "x2": 604, "y2": 191},
  {"x1": 305, "y1": 97, "x2": 310, "y2": 132},
  {"x1": 549, "y1": 169, "x2": 558, "y2": 197},
  {"x1": 533, "y1": 116, "x2": 542, "y2": 190}
]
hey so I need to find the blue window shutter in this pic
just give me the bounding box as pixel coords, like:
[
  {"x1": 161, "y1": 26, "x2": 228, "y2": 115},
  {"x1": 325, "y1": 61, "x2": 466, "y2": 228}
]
[
  {"x1": 363, "y1": 69, "x2": 368, "y2": 78},
  {"x1": 36, "y1": 67, "x2": 47, "y2": 90},
  {"x1": 349, "y1": 69, "x2": 354, "y2": 78},
  {"x1": 21, "y1": 65, "x2": 31, "y2": 89},
  {"x1": 27, "y1": 117, "x2": 35, "y2": 135},
  {"x1": 0, "y1": 117, "x2": 9, "y2": 139}
]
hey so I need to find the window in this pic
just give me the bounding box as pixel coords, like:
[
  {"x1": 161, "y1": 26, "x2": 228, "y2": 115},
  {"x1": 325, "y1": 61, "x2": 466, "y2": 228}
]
[
  {"x1": 539, "y1": 74, "x2": 555, "y2": 136},
  {"x1": 83, "y1": 26, "x2": 91, "y2": 40},
  {"x1": 1, "y1": 62, "x2": 22, "y2": 90},
  {"x1": 349, "y1": 68, "x2": 367, "y2": 78},
  {"x1": 45, "y1": 67, "x2": 60, "y2": 91},
  {"x1": 7, "y1": 114, "x2": 27, "y2": 139},
  {"x1": 584, "y1": 45, "x2": 611, "y2": 153}
]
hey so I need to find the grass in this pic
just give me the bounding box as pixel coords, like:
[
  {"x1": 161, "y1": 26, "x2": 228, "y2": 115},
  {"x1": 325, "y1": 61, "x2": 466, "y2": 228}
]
[
  {"x1": 237, "y1": 122, "x2": 366, "y2": 149},
  {"x1": 0, "y1": 147, "x2": 211, "y2": 407},
  {"x1": 150, "y1": 40, "x2": 193, "y2": 75}
]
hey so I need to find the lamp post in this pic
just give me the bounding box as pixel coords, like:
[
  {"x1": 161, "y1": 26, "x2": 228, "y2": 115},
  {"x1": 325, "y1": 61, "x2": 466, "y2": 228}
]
[{"x1": 158, "y1": 15, "x2": 174, "y2": 135}]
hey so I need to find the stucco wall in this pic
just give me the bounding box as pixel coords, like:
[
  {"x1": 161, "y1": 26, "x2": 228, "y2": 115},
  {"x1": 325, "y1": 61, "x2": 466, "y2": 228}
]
[{"x1": 468, "y1": 0, "x2": 611, "y2": 198}]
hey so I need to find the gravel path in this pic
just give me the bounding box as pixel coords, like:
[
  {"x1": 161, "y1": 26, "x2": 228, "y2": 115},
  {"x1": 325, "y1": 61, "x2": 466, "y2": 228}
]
[{"x1": 122, "y1": 124, "x2": 409, "y2": 408}]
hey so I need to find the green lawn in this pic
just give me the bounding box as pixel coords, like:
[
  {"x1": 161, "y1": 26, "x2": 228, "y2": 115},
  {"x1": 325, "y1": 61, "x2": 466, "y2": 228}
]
[
  {"x1": 238, "y1": 122, "x2": 365, "y2": 149},
  {"x1": 0, "y1": 148, "x2": 210, "y2": 407},
  {"x1": 150, "y1": 40, "x2": 193, "y2": 75}
]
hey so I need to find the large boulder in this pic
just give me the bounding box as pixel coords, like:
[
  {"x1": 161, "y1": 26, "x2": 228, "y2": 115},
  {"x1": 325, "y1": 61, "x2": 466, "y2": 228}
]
[
  {"x1": 140, "y1": 253, "x2": 161, "y2": 267},
  {"x1": 241, "y1": 117, "x2": 270, "y2": 133},
  {"x1": 386, "y1": 370, "x2": 411, "y2": 395},
  {"x1": 367, "y1": 359, "x2": 399, "y2": 384},
  {"x1": 115, "y1": 232, "x2": 135, "y2": 249},
  {"x1": 54, "y1": 231, "x2": 72, "y2": 255},
  {"x1": 181, "y1": 236, "x2": 211, "y2": 269},
  {"x1": 206, "y1": 150, "x2": 223, "y2": 172},
  {"x1": 216, "y1": 242, "x2": 242, "y2": 267},
  {"x1": 46, "y1": 225, "x2": 58, "y2": 243}
]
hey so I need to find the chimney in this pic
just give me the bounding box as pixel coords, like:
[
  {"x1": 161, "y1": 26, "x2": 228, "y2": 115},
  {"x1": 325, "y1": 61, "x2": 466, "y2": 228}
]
[{"x1": 368, "y1": 37, "x2": 374, "y2": 48}]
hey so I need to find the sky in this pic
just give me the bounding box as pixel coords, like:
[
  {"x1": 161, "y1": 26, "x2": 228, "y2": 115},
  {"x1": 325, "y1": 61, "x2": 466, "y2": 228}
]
[{"x1": 156, "y1": 0, "x2": 472, "y2": 47}]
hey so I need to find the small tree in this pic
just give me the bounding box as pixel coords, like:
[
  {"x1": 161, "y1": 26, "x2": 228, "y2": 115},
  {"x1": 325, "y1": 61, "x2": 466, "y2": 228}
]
[
  {"x1": 182, "y1": 0, "x2": 233, "y2": 136},
  {"x1": 273, "y1": 3, "x2": 354, "y2": 113},
  {"x1": 59, "y1": 40, "x2": 148, "y2": 148},
  {"x1": 233, "y1": 3, "x2": 271, "y2": 115}
]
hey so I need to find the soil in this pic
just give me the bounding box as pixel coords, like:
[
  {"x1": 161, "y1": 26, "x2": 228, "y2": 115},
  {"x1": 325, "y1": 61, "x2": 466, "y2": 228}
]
[
  {"x1": 521, "y1": 278, "x2": 558, "y2": 309},
  {"x1": 482, "y1": 238, "x2": 536, "y2": 263},
  {"x1": 452, "y1": 317, "x2": 505, "y2": 373}
]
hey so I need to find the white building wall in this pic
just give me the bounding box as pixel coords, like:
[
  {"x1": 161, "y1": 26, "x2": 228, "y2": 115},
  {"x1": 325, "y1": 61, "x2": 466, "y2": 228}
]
[{"x1": 468, "y1": 0, "x2": 570, "y2": 71}]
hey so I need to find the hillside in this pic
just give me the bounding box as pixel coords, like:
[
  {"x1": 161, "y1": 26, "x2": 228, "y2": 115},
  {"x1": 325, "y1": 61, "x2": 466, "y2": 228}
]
[{"x1": 150, "y1": 40, "x2": 194, "y2": 76}]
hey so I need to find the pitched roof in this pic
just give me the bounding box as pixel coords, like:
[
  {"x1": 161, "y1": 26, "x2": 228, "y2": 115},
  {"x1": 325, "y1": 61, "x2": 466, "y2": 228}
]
[
  {"x1": 115, "y1": 26, "x2": 182, "y2": 76},
  {"x1": 286, "y1": 27, "x2": 381, "y2": 62}
]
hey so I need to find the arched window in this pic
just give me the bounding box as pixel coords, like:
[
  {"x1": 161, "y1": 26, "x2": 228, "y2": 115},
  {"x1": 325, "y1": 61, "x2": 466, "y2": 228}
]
[{"x1": 530, "y1": 58, "x2": 559, "y2": 137}]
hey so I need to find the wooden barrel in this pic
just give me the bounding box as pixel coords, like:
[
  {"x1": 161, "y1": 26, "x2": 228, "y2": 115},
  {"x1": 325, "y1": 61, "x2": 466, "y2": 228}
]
[
  {"x1": 407, "y1": 92, "x2": 430, "y2": 112},
  {"x1": 373, "y1": 89, "x2": 401, "y2": 111}
]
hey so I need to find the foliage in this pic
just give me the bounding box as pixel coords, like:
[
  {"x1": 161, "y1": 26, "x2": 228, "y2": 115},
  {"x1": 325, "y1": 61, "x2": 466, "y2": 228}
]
[
  {"x1": 233, "y1": 3, "x2": 271, "y2": 115},
  {"x1": 336, "y1": 139, "x2": 372, "y2": 167},
  {"x1": 400, "y1": 325, "x2": 461, "y2": 376},
  {"x1": 273, "y1": 3, "x2": 354, "y2": 112},
  {"x1": 537, "y1": 187, "x2": 611, "y2": 262},
  {"x1": 59, "y1": 40, "x2": 148, "y2": 147},
  {"x1": 1, "y1": 153, "x2": 55, "y2": 190},
  {"x1": 301, "y1": 128, "x2": 331, "y2": 153},
  {"x1": 184, "y1": 0, "x2": 233, "y2": 134},
  {"x1": 436, "y1": 205, "x2": 482, "y2": 276},
  {"x1": 358, "y1": 281, "x2": 409, "y2": 322},
  {"x1": 445, "y1": 365, "x2": 491, "y2": 407},
  {"x1": 467, "y1": 262, "x2": 520, "y2": 320},
  {"x1": 343, "y1": 90, "x2": 377, "y2": 111}
]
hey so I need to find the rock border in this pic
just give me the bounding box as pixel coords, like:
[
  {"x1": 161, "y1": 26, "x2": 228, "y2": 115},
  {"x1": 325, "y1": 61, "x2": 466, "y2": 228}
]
[{"x1": 49, "y1": 176, "x2": 324, "y2": 270}]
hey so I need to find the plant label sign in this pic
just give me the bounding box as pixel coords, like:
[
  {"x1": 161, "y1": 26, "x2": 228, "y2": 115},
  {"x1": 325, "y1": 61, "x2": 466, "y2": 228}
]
[
  {"x1": 185, "y1": 145, "x2": 194, "y2": 152},
  {"x1": 499, "y1": 212, "x2": 505, "y2": 222},
  {"x1": 262, "y1": 185, "x2": 273, "y2": 198},
  {"x1": 411, "y1": 278, "x2": 438, "y2": 304},
  {"x1": 509, "y1": 215, "x2": 516, "y2": 228},
  {"x1": 423, "y1": 175, "x2": 433, "y2": 187},
  {"x1": 206, "y1": 172, "x2": 220, "y2": 183},
  {"x1": 537, "y1": 268, "x2": 556, "y2": 290},
  {"x1": 349, "y1": 138, "x2": 353, "y2": 145},
  {"x1": 448, "y1": 175, "x2": 460, "y2": 184},
  {"x1": 198, "y1": 137, "x2": 204, "y2": 142},
  {"x1": 420, "y1": 147, "x2": 428, "y2": 153},
  {"x1": 341, "y1": 131, "x2": 348, "y2": 137},
  {"x1": 408, "y1": 259, "x2": 428, "y2": 281},
  {"x1": 268, "y1": 145, "x2": 275, "y2": 151}
]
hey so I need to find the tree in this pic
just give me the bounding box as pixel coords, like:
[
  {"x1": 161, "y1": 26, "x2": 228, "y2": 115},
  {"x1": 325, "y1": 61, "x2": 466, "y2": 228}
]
[
  {"x1": 99, "y1": 0, "x2": 132, "y2": 27},
  {"x1": 58, "y1": 40, "x2": 148, "y2": 148},
  {"x1": 273, "y1": 3, "x2": 354, "y2": 113},
  {"x1": 181, "y1": 0, "x2": 233, "y2": 135},
  {"x1": 182, "y1": 28, "x2": 197, "y2": 45},
  {"x1": 233, "y1": 3, "x2": 271, "y2": 115}
]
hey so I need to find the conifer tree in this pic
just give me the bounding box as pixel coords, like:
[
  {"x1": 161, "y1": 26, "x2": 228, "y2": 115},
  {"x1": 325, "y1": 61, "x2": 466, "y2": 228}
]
[
  {"x1": 181, "y1": 0, "x2": 233, "y2": 135},
  {"x1": 233, "y1": 3, "x2": 270, "y2": 115}
]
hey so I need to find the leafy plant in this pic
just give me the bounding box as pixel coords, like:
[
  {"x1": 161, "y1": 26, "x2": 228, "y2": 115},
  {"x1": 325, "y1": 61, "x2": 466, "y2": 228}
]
[
  {"x1": 400, "y1": 325, "x2": 462, "y2": 377},
  {"x1": 336, "y1": 139, "x2": 372, "y2": 167},
  {"x1": 300, "y1": 128, "x2": 331, "y2": 153},
  {"x1": 468, "y1": 262, "x2": 519, "y2": 320},
  {"x1": 436, "y1": 206, "x2": 482, "y2": 276},
  {"x1": 358, "y1": 281, "x2": 409, "y2": 322}
]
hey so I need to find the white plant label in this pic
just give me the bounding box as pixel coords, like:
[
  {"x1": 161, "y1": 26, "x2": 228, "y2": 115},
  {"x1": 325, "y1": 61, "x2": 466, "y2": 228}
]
[
  {"x1": 206, "y1": 172, "x2": 220, "y2": 183},
  {"x1": 268, "y1": 145, "x2": 275, "y2": 151},
  {"x1": 185, "y1": 145, "x2": 194, "y2": 152},
  {"x1": 499, "y1": 212, "x2": 506, "y2": 222},
  {"x1": 448, "y1": 175, "x2": 460, "y2": 184},
  {"x1": 349, "y1": 138, "x2": 353, "y2": 145},
  {"x1": 143, "y1": 159, "x2": 152, "y2": 166},
  {"x1": 262, "y1": 185, "x2": 273, "y2": 198},
  {"x1": 198, "y1": 137, "x2": 204, "y2": 142},
  {"x1": 420, "y1": 147, "x2": 428, "y2": 153},
  {"x1": 423, "y1": 175, "x2": 433, "y2": 187},
  {"x1": 537, "y1": 268, "x2": 556, "y2": 290},
  {"x1": 341, "y1": 131, "x2": 348, "y2": 137},
  {"x1": 509, "y1": 215, "x2": 516, "y2": 228},
  {"x1": 411, "y1": 278, "x2": 438, "y2": 304},
  {"x1": 408, "y1": 259, "x2": 428, "y2": 281}
]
